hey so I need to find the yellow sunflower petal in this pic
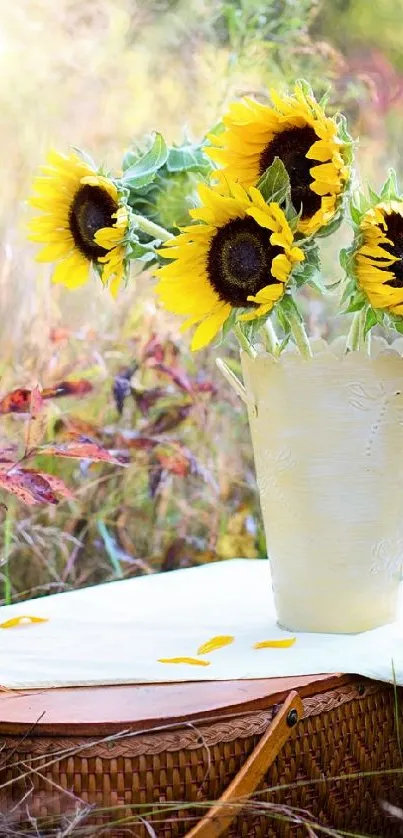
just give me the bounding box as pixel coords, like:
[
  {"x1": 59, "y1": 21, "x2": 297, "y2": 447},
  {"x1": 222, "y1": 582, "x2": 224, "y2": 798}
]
[
  {"x1": 253, "y1": 638, "x2": 296, "y2": 649},
  {"x1": 158, "y1": 657, "x2": 211, "y2": 666},
  {"x1": 238, "y1": 302, "x2": 274, "y2": 320},
  {"x1": 190, "y1": 306, "x2": 231, "y2": 350},
  {"x1": 197, "y1": 635, "x2": 234, "y2": 655},
  {"x1": 271, "y1": 254, "x2": 292, "y2": 282},
  {"x1": 35, "y1": 239, "x2": 74, "y2": 262},
  {"x1": 248, "y1": 283, "x2": 285, "y2": 304},
  {"x1": 246, "y1": 207, "x2": 277, "y2": 231},
  {"x1": 52, "y1": 255, "x2": 90, "y2": 288},
  {"x1": 305, "y1": 139, "x2": 335, "y2": 161}
]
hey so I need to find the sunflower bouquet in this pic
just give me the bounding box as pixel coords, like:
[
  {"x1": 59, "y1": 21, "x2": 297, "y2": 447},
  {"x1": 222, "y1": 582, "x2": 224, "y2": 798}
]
[
  {"x1": 27, "y1": 81, "x2": 403, "y2": 634},
  {"x1": 28, "y1": 81, "x2": 403, "y2": 357}
]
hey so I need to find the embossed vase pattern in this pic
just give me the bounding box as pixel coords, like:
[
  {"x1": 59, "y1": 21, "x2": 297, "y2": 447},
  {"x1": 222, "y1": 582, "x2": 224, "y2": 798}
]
[{"x1": 241, "y1": 339, "x2": 403, "y2": 632}]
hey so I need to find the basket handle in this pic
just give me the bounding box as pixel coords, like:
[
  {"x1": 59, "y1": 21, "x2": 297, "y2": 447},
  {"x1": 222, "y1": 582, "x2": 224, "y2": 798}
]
[{"x1": 185, "y1": 690, "x2": 303, "y2": 838}]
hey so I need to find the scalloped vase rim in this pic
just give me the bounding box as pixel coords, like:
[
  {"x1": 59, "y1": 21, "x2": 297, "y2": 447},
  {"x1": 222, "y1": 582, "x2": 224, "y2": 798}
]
[{"x1": 247, "y1": 335, "x2": 403, "y2": 364}]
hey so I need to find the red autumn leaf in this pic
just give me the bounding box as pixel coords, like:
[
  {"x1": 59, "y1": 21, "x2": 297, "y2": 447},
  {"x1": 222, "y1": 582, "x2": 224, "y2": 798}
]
[
  {"x1": 132, "y1": 387, "x2": 166, "y2": 415},
  {"x1": 30, "y1": 385, "x2": 44, "y2": 418},
  {"x1": 40, "y1": 441, "x2": 127, "y2": 465},
  {"x1": 24, "y1": 386, "x2": 47, "y2": 452},
  {"x1": 142, "y1": 333, "x2": 165, "y2": 364},
  {"x1": 155, "y1": 443, "x2": 192, "y2": 477},
  {"x1": 23, "y1": 470, "x2": 75, "y2": 501},
  {"x1": 0, "y1": 469, "x2": 59, "y2": 505},
  {"x1": 115, "y1": 432, "x2": 159, "y2": 452},
  {"x1": 142, "y1": 403, "x2": 193, "y2": 435},
  {"x1": 54, "y1": 415, "x2": 102, "y2": 441},
  {"x1": 152, "y1": 363, "x2": 193, "y2": 394},
  {"x1": 0, "y1": 388, "x2": 32, "y2": 414},
  {"x1": 192, "y1": 376, "x2": 218, "y2": 395},
  {"x1": 0, "y1": 380, "x2": 92, "y2": 416},
  {"x1": 42, "y1": 379, "x2": 93, "y2": 398}
]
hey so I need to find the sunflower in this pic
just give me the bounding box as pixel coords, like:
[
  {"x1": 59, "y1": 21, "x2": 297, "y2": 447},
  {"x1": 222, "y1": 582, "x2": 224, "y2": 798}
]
[
  {"x1": 154, "y1": 181, "x2": 304, "y2": 350},
  {"x1": 355, "y1": 200, "x2": 403, "y2": 315},
  {"x1": 206, "y1": 84, "x2": 350, "y2": 236},
  {"x1": 28, "y1": 150, "x2": 128, "y2": 295}
]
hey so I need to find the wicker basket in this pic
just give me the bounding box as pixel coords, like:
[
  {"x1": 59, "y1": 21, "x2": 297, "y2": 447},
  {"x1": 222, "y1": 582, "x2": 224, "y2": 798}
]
[{"x1": 0, "y1": 675, "x2": 402, "y2": 836}]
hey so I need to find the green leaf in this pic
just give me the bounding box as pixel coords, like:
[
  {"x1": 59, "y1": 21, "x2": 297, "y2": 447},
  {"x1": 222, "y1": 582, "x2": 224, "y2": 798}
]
[
  {"x1": 344, "y1": 293, "x2": 366, "y2": 313},
  {"x1": 71, "y1": 145, "x2": 97, "y2": 171},
  {"x1": 292, "y1": 243, "x2": 320, "y2": 288},
  {"x1": 325, "y1": 279, "x2": 342, "y2": 292},
  {"x1": 319, "y1": 87, "x2": 330, "y2": 109},
  {"x1": 335, "y1": 113, "x2": 354, "y2": 146},
  {"x1": 363, "y1": 307, "x2": 378, "y2": 336},
  {"x1": 278, "y1": 334, "x2": 291, "y2": 352},
  {"x1": 339, "y1": 278, "x2": 357, "y2": 307},
  {"x1": 280, "y1": 293, "x2": 303, "y2": 322},
  {"x1": 240, "y1": 313, "x2": 270, "y2": 344},
  {"x1": 275, "y1": 305, "x2": 291, "y2": 336},
  {"x1": 315, "y1": 208, "x2": 344, "y2": 239},
  {"x1": 391, "y1": 318, "x2": 403, "y2": 335},
  {"x1": 368, "y1": 185, "x2": 381, "y2": 205},
  {"x1": 380, "y1": 169, "x2": 399, "y2": 201},
  {"x1": 358, "y1": 191, "x2": 371, "y2": 213},
  {"x1": 121, "y1": 133, "x2": 168, "y2": 189},
  {"x1": 350, "y1": 203, "x2": 361, "y2": 226},
  {"x1": 257, "y1": 157, "x2": 290, "y2": 205},
  {"x1": 125, "y1": 236, "x2": 160, "y2": 263},
  {"x1": 339, "y1": 246, "x2": 355, "y2": 273},
  {"x1": 166, "y1": 144, "x2": 211, "y2": 174},
  {"x1": 295, "y1": 78, "x2": 314, "y2": 99},
  {"x1": 215, "y1": 308, "x2": 238, "y2": 346}
]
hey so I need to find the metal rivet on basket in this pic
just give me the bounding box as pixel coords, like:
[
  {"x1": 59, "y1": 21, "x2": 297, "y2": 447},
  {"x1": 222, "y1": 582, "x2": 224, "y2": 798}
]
[{"x1": 286, "y1": 708, "x2": 298, "y2": 727}]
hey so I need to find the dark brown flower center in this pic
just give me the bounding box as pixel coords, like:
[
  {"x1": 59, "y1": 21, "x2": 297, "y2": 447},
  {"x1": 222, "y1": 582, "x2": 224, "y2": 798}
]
[
  {"x1": 69, "y1": 184, "x2": 117, "y2": 261},
  {"x1": 382, "y1": 212, "x2": 403, "y2": 288},
  {"x1": 207, "y1": 216, "x2": 282, "y2": 307},
  {"x1": 259, "y1": 125, "x2": 322, "y2": 220}
]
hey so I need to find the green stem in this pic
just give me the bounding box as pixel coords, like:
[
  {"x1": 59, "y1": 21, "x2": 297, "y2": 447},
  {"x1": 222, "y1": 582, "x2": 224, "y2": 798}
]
[
  {"x1": 365, "y1": 326, "x2": 372, "y2": 356},
  {"x1": 287, "y1": 311, "x2": 312, "y2": 359},
  {"x1": 234, "y1": 323, "x2": 257, "y2": 357},
  {"x1": 131, "y1": 215, "x2": 172, "y2": 242},
  {"x1": 345, "y1": 309, "x2": 365, "y2": 353},
  {"x1": 261, "y1": 318, "x2": 280, "y2": 357}
]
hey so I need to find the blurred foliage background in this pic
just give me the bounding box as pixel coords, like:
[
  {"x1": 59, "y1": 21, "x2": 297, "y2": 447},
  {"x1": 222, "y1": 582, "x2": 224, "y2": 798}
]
[{"x1": 1, "y1": 0, "x2": 403, "y2": 601}]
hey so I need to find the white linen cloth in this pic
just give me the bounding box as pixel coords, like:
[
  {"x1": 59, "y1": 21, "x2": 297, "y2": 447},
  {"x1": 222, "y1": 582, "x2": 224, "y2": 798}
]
[{"x1": 0, "y1": 559, "x2": 401, "y2": 689}]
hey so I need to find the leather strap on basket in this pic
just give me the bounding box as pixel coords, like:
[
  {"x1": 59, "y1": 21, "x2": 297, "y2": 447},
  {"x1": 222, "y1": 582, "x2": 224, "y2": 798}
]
[{"x1": 185, "y1": 690, "x2": 303, "y2": 838}]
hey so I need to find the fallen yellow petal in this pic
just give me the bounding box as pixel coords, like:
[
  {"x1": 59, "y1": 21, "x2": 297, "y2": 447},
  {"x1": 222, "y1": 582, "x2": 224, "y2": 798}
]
[
  {"x1": 158, "y1": 657, "x2": 211, "y2": 666},
  {"x1": 0, "y1": 616, "x2": 49, "y2": 629},
  {"x1": 253, "y1": 638, "x2": 296, "y2": 649},
  {"x1": 197, "y1": 635, "x2": 235, "y2": 655}
]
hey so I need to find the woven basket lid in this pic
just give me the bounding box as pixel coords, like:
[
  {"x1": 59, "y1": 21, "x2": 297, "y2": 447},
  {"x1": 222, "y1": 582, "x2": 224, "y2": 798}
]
[{"x1": 0, "y1": 673, "x2": 353, "y2": 736}]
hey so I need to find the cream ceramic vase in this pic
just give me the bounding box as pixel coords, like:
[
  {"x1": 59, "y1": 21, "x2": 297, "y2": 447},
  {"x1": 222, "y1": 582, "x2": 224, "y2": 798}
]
[{"x1": 240, "y1": 337, "x2": 403, "y2": 633}]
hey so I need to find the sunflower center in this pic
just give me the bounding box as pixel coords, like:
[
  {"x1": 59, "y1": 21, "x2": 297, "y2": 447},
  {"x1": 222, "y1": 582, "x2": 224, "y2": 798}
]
[
  {"x1": 259, "y1": 125, "x2": 322, "y2": 220},
  {"x1": 207, "y1": 216, "x2": 282, "y2": 307},
  {"x1": 69, "y1": 184, "x2": 117, "y2": 261},
  {"x1": 382, "y1": 212, "x2": 403, "y2": 288}
]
